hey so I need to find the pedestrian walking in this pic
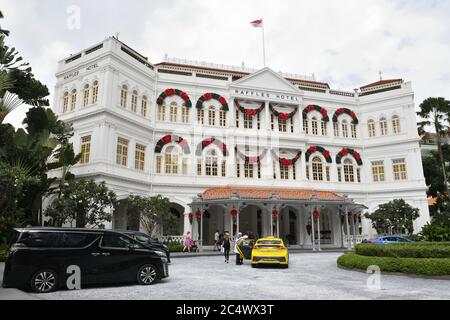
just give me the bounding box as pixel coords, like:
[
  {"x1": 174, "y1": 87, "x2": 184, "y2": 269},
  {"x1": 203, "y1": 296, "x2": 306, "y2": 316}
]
[
  {"x1": 222, "y1": 233, "x2": 231, "y2": 263},
  {"x1": 183, "y1": 231, "x2": 192, "y2": 252}
]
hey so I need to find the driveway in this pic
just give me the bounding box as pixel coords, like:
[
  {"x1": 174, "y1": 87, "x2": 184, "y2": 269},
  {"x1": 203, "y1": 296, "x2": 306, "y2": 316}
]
[{"x1": 0, "y1": 253, "x2": 444, "y2": 300}]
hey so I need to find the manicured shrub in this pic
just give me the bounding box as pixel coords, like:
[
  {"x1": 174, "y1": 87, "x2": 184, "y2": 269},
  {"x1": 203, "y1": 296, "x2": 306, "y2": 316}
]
[
  {"x1": 420, "y1": 224, "x2": 450, "y2": 242},
  {"x1": 355, "y1": 243, "x2": 450, "y2": 259},
  {"x1": 337, "y1": 253, "x2": 450, "y2": 276},
  {"x1": 164, "y1": 242, "x2": 184, "y2": 253}
]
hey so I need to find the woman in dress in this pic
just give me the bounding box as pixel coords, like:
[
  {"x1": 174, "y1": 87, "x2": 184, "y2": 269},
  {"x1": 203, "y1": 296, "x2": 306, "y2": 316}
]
[{"x1": 183, "y1": 231, "x2": 192, "y2": 252}]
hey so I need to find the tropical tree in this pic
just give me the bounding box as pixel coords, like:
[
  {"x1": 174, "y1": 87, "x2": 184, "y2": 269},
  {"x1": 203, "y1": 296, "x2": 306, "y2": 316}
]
[
  {"x1": 45, "y1": 179, "x2": 117, "y2": 228},
  {"x1": 0, "y1": 11, "x2": 10, "y2": 36},
  {"x1": 418, "y1": 97, "x2": 450, "y2": 201},
  {"x1": 125, "y1": 195, "x2": 174, "y2": 236},
  {"x1": 365, "y1": 199, "x2": 420, "y2": 235},
  {"x1": 422, "y1": 144, "x2": 450, "y2": 197}
]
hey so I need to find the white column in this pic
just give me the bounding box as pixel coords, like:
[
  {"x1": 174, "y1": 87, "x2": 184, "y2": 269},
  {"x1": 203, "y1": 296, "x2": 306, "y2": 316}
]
[
  {"x1": 311, "y1": 208, "x2": 315, "y2": 251},
  {"x1": 317, "y1": 212, "x2": 321, "y2": 251}
]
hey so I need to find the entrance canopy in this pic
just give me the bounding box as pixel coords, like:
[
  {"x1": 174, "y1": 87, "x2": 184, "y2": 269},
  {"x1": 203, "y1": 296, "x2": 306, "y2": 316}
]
[{"x1": 193, "y1": 186, "x2": 366, "y2": 211}]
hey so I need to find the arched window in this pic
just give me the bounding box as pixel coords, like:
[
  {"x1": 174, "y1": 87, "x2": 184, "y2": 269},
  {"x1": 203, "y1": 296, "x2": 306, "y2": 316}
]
[
  {"x1": 63, "y1": 91, "x2": 69, "y2": 113},
  {"x1": 164, "y1": 146, "x2": 179, "y2": 174},
  {"x1": 220, "y1": 110, "x2": 226, "y2": 127},
  {"x1": 205, "y1": 149, "x2": 219, "y2": 176},
  {"x1": 170, "y1": 102, "x2": 178, "y2": 122},
  {"x1": 182, "y1": 106, "x2": 189, "y2": 123},
  {"x1": 141, "y1": 96, "x2": 148, "y2": 117},
  {"x1": 92, "y1": 81, "x2": 99, "y2": 104},
  {"x1": 312, "y1": 156, "x2": 324, "y2": 181},
  {"x1": 70, "y1": 89, "x2": 77, "y2": 111},
  {"x1": 82, "y1": 84, "x2": 90, "y2": 107},
  {"x1": 392, "y1": 115, "x2": 400, "y2": 134},
  {"x1": 120, "y1": 85, "x2": 128, "y2": 108},
  {"x1": 380, "y1": 117, "x2": 388, "y2": 135},
  {"x1": 368, "y1": 119, "x2": 376, "y2": 137},
  {"x1": 343, "y1": 159, "x2": 355, "y2": 182},
  {"x1": 311, "y1": 117, "x2": 318, "y2": 135},
  {"x1": 321, "y1": 120, "x2": 327, "y2": 136},
  {"x1": 342, "y1": 120, "x2": 349, "y2": 138},
  {"x1": 131, "y1": 90, "x2": 138, "y2": 112},
  {"x1": 208, "y1": 106, "x2": 216, "y2": 126}
]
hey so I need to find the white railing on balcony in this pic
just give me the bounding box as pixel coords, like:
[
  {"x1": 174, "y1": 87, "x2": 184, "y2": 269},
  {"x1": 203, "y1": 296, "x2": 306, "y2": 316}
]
[{"x1": 163, "y1": 55, "x2": 316, "y2": 81}]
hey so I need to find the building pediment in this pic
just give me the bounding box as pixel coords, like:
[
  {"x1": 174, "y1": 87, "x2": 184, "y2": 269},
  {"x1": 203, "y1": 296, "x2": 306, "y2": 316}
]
[{"x1": 230, "y1": 67, "x2": 303, "y2": 95}]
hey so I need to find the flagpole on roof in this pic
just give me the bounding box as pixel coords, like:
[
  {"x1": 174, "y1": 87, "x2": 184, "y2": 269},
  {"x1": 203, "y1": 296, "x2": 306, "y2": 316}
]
[{"x1": 262, "y1": 18, "x2": 266, "y2": 67}]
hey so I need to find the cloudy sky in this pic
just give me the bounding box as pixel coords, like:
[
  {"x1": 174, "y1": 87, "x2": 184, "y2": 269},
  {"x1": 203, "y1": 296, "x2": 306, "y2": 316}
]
[{"x1": 2, "y1": 0, "x2": 450, "y2": 127}]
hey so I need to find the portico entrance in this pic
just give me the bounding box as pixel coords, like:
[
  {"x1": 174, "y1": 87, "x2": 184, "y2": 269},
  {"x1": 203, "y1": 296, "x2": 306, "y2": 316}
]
[{"x1": 190, "y1": 186, "x2": 367, "y2": 251}]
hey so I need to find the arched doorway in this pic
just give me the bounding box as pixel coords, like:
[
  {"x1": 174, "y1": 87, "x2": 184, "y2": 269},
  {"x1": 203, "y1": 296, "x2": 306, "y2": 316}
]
[
  {"x1": 163, "y1": 203, "x2": 185, "y2": 236},
  {"x1": 202, "y1": 205, "x2": 226, "y2": 245},
  {"x1": 239, "y1": 205, "x2": 266, "y2": 239},
  {"x1": 279, "y1": 207, "x2": 299, "y2": 245}
]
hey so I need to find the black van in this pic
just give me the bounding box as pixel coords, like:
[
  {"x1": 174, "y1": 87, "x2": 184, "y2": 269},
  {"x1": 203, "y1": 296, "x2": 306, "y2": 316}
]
[{"x1": 2, "y1": 228, "x2": 169, "y2": 293}]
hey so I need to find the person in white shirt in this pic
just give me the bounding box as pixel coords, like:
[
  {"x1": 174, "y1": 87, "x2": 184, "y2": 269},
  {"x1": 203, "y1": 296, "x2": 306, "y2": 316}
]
[
  {"x1": 234, "y1": 233, "x2": 248, "y2": 265},
  {"x1": 214, "y1": 230, "x2": 220, "y2": 251}
]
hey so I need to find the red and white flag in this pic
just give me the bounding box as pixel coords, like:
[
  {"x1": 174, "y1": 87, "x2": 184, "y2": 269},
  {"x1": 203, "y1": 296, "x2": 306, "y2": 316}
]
[{"x1": 250, "y1": 19, "x2": 263, "y2": 28}]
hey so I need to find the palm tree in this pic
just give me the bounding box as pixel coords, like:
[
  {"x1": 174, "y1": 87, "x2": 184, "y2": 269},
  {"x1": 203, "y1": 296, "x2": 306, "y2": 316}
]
[
  {"x1": 0, "y1": 11, "x2": 10, "y2": 36},
  {"x1": 418, "y1": 97, "x2": 450, "y2": 201}
]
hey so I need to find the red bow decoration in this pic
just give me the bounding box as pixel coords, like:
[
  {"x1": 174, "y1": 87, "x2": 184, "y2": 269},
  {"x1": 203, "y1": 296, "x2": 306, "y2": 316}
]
[
  {"x1": 272, "y1": 209, "x2": 279, "y2": 218},
  {"x1": 195, "y1": 209, "x2": 202, "y2": 220},
  {"x1": 245, "y1": 108, "x2": 257, "y2": 116},
  {"x1": 313, "y1": 209, "x2": 320, "y2": 218},
  {"x1": 279, "y1": 112, "x2": 290, "y2": 121},
  {"x1": 162, "y1": 135, "x2": 172, "y2": 144},
  {"x1": 280, "y1": 158, "x2": 292, "y2": 166},
  {"x1": 341, "y1": 148, "x2": 349, "y2": 156},
  {"x1": 231, "y1": 209, "x2": 238, "y2": 218},
  {"x1": 165, "y1": 88, "x2": 176, "y2": 96},
  {"x1": 188, "y1": 213, "x2": 193, "y2": 223}
]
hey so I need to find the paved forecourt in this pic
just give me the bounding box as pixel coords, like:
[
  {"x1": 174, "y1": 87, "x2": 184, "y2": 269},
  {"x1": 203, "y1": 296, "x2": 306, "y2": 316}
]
[{"x1": 1, "y1": 253, "x2": 443, "y2": 300}]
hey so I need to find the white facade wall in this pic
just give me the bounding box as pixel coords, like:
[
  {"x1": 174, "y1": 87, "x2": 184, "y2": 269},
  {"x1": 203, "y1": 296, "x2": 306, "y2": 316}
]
[{"x1": 50, "y1": 37, "x2": 430, "y2": 236}]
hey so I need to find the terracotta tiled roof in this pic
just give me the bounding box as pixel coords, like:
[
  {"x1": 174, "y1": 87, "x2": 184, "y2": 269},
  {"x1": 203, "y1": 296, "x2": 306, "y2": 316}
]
[
  {"x1": 360, "y1": 79, "x2": 403, "y2": 89},
  {"x1": 202, "y1": 186, "x2": 343, "y2": 201}
]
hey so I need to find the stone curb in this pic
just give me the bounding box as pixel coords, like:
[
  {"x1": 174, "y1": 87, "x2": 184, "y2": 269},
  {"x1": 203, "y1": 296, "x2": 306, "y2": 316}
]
[{"x1": 171, "y1": 249, "x2": 348, "y2": 258}]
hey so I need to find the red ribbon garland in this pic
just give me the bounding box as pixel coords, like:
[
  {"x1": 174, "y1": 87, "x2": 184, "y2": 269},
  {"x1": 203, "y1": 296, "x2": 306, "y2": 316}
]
[
  {"x1": 236, "y1": 101, "x2": 265, "y2": 117},
  {"x1": 272, "y1": 150, "x2": 302, "y2": 166},
  {"x1": 269, "y1": 104, "x2": 298, "y2": 121},
  {"x1": 235, "y1": 147, "x2": 267, "y2": 163}
]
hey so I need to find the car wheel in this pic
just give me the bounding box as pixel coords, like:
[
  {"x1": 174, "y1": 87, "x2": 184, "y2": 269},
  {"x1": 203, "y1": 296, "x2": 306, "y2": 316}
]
[
  {"x1": 30, "y1": 270, "x2": 58, "y2": 293},
  {"x1": 137, "y1": 264, "x2": 159, "y2": 285}
]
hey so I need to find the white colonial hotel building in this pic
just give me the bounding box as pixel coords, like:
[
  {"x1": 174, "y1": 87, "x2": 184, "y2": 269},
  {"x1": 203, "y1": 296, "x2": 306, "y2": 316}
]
[{"x1": 49, "y1": 36, "x2": 430, "y2": 249}]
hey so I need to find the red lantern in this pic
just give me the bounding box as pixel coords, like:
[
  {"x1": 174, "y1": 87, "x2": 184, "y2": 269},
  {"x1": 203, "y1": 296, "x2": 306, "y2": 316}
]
[
  {"x1": 188, "y1": 212, "x2": 193, "y2": 223},
  {"x1": 195, "y1": 209, "x2": 202, "y2": 220},
  {"x1": 272, "y1": 209, "x2": 279, "y2": 218},
  {"x1": 313, "y1": 209, "x2": 320, "y2": 218},
  {"x1": 230, "y1": 208, "x2": 238, "y2": 218}
]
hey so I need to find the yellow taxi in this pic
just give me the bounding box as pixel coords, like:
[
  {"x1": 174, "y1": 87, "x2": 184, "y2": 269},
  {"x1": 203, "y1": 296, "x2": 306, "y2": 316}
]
[{"x1": 251, "y1": 236, "x2": 289, "y2": 268}]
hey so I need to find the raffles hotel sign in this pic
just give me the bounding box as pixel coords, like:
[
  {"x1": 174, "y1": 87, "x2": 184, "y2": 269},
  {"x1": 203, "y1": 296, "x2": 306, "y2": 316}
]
[{"x1": 232, "y1": 89, "x2": 300, "y2": 103}]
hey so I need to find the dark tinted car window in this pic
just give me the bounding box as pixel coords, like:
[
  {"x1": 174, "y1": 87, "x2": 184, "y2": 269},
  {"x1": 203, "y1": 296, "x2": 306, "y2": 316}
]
[
  {"x1": 101, "y1": 233, "x2": 145, "y2": 249},
  {"x1": 59, "y1": 233, "x2": 99, "y2": 248},
  {"x1": 17, "y1": 232, "x2": 61, "y2": 248}
]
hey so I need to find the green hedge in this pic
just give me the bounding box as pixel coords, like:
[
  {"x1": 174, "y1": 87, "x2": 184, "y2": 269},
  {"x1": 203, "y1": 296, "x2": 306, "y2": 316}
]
[
  {"x1": 164, "y1": 242, "x2": 184, "y2": 253},
  {"x1": 356, "y1": 243, "x2": 450, "y2": 259},
  {"x1": 337, "y1": 253, "x2": 450, "y2": 276}
]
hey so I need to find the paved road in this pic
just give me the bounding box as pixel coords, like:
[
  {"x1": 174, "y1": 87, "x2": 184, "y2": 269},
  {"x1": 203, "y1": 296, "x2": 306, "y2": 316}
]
[{"x1": 1, "y1": 253, "x2": 445, "y2": 300}]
